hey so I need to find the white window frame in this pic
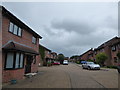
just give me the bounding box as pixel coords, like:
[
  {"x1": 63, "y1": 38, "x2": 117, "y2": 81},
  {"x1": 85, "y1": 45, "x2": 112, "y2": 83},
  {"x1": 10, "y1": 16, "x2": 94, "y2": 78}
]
[
  {"x1": 9, "y1": 22, "x2": 22, "y2": 37},
  {"x1": 5, "y1": 52, "x2": 24, "y2": 69}
]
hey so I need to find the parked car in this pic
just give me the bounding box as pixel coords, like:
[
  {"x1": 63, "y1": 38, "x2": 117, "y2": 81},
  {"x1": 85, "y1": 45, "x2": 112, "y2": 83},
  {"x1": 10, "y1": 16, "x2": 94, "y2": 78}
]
[
  {"x1": 63, "y1": 60, "x2": 68, "y2": 65},
  {"x1": 82, "y1": 62, "x2": 100, "y2": 70},
  {"x1": 52, "y1": 61, "x2": 60, "y2": 65},
  {"x1": 81, "y1": 61, "x2": 87, "y2": 64}
]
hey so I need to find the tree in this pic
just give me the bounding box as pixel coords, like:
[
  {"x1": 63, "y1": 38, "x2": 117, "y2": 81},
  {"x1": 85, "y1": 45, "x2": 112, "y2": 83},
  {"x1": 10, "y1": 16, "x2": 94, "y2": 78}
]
[
  {"x1": 57, "y1": 54, "x2": 65, "y2": 64},
  {"x1": 39, "y1": 45, "x2": 45, "y2": 61},
  {"x1": 96, "y1": 52, "x2": 108, "y2": 66}
]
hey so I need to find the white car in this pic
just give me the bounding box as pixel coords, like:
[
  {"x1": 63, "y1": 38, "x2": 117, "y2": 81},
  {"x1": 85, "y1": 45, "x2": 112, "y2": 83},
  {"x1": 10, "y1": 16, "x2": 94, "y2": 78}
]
[
  {"x1": 63, "y1": 60, "x2": 68, "y2": 65},
  {"x1": 82, "y1": 62, "x2": 100, "y2": 70}
]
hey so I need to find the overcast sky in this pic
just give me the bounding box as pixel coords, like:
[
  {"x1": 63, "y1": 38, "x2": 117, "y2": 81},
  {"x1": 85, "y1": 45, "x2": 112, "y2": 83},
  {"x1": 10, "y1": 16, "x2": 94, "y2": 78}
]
[{"x1": 3, "y1": 2, "x2": 118, "y2": 57}]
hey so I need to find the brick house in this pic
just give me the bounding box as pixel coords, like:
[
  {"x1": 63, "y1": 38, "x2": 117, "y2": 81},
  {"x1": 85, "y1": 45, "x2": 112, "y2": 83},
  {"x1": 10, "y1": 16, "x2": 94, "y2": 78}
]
[
  {"x1": 1, "y1": 6, "x2": 42, "y2": 83},
  {"x1": 80, "y1": 36, "x2": 120, "y2": 66},
  {"x1": 93, "y1": 37, "x2": 120, "y2": 66},
  {"x1": 51, "y1": 52, "x2": 57, "y2": 60},
  {"x1": 39, "y1": 45, "x2": 51, "y2": 66},
  {"x1": 110, "y1": 39, "x2": 120, "y2": 66},
  {"x1": 80, "y1": 48, "x2": 93, "y2": 61}
]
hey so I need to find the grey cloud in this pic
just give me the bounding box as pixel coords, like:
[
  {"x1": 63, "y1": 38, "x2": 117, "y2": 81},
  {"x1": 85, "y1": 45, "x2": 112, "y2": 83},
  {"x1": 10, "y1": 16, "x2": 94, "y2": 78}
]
[
  {"x1": 41, "y1": 25, "x2": 117, "y2": 57},
  {"x1": 104, "y1": 16, "x2": 118, "y2": 30},
  {"x1": 3, "y1": 2, "x2": 118, "y2": 57},
  {"x1": 51, "y1": 19, "x2": 95, "y2": 35}
]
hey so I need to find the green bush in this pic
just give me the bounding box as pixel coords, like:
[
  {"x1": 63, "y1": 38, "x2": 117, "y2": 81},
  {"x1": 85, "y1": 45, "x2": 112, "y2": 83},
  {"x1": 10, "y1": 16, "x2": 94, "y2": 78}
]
[
  {"x1": 106, "y1": 66, "x2": 117, "y2": 69},
  {"x1": 96, "y1": 53, "x2": 108, "y2": 66},
  {"x1": 76, "y1": 61, "x2": 80, "y2": 64},
  {"x1": 87, "y1": 59, "x2": 94, "y2": 62}
]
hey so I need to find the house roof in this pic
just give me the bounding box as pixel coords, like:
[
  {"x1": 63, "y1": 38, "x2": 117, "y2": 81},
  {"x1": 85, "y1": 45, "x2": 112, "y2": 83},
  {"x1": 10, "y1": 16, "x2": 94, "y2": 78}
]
[
  {"x1": 95, "y1": 36, "x2": 120, "y2": 50},
  {"x1": 2, "y1": 41, "x2": 39, "y2": 55},
  {"x1": 2, "y1": 6, "x2": 42, "y2": 39},
  {"x1": 80, "y1": 48, "x2": 93, "y2": 57},
  {"x1": 39, "y1": 44, "x2": 51, "y2": 52}
]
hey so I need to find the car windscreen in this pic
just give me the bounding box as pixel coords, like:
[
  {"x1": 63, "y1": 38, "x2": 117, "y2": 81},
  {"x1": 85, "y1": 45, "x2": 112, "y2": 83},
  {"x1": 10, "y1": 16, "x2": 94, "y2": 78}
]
[{"x1": 87, "y1": 62, "x2": 94, "y2": 64}]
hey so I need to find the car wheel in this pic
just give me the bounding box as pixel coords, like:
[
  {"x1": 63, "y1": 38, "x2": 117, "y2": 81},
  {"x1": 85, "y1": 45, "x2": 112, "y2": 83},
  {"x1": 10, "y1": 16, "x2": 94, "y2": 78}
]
[{"x1": 88, "y1": 66, "x2": 91, "y2": 70}]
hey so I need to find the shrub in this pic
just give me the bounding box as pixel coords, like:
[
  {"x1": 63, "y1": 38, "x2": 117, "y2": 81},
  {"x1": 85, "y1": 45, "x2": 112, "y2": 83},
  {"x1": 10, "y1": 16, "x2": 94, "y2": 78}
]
[
  {"x1": 107, "y1": 66, "x2": 117, "y2": 69},
  {"x1": 96, "y1": 53, "x2": 108, "y2": 66},
  {"x1": 76, "y1": 61, "x2": 80, "y2": 64},
  {"x1": 87, "y1": 59, "x2": 94, "y2": 62}
]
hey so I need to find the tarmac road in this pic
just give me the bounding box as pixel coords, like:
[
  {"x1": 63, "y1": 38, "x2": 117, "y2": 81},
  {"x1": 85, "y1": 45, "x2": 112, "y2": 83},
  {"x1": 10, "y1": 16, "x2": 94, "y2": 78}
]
[{"x1": 3, "y1": 63, "x2": 118, "y2": 88}]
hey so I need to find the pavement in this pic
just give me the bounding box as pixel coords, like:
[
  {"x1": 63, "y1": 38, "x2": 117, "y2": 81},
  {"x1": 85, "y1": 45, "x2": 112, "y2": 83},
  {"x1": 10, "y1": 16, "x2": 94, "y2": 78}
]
[{"x1": 2, "y1": 63, "x2": 118, "y2": 88}]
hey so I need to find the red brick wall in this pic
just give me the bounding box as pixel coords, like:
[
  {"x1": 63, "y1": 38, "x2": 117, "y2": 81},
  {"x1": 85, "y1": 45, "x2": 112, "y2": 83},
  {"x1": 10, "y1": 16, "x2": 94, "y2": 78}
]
[{"x1": 2, "y1": 15, "x2": 40, "y2": 82}]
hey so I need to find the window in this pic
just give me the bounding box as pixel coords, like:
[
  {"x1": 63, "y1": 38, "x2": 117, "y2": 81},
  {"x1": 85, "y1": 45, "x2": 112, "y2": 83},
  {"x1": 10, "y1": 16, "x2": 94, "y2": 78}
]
[
  {"x1": 15, "y1": 53, "x2": 24, "y2": 69},
  {"x1": 32, "y1": 36, "x2": 37, "y2": 44},
  {"x1": 18, "y1": 28, "x2": 22, "y2": 36},
  {"x1": 9, "y1": 22, "x2": 22, "y2": 37},
  {"x1": 15, "y1": 53, "x2": 20, "y2": 68},
  {"x1": 13, "y1": 25, "x2": 18, "y2": 35},
  {"x1": 20, "y1": 54, "x2": 24, "y2": 68},
  {"x1": 6, "y1": 53, "x2": 14, "y2": 69},
  {"x1": 9, "y1": 22, "x2": 14, "y2": 32},
  {"x1": 5, "y1": 52, "x2": 24, "y2": 69},
  {"x1": 111, "y1": 46, "x2": 116, "y2": 51}
]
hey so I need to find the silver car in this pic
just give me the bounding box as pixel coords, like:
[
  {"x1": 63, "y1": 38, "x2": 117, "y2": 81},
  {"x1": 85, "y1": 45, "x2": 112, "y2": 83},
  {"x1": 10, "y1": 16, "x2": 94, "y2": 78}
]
[{"x1": 82, "y1": 62, "x2": 100, "y2": 70}]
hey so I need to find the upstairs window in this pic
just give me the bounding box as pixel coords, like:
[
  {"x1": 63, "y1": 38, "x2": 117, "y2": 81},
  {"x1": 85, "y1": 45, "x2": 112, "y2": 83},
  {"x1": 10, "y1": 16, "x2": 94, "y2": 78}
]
[
  {"x1": 9, "y1": 22, "x2": 14, "y2": 33},
  {"x1": 13, "y1": 25, "x2": 18, "y2": 35},
  {"x1": 32, "y1": 36, "x2": 37, "y2": 44},
  {"x1": 111, "y1": 46, "x2": 116, "y2": 51},
  {"x1": 9, "y1": 22, "x2": 22, "y2": 37}
]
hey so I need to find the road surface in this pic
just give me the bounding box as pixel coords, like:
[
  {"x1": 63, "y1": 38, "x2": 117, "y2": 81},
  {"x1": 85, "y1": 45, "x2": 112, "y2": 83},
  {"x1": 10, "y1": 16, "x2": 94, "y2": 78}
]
[{"x1": 3, "y1": 63, "x2": 118, "y2": 88}]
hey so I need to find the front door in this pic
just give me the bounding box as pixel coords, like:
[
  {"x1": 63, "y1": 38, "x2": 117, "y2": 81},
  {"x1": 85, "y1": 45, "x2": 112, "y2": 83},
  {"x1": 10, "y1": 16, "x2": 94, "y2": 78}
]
[{"x1": 25, "y1": 55, "x2": 33, "y2": 74}]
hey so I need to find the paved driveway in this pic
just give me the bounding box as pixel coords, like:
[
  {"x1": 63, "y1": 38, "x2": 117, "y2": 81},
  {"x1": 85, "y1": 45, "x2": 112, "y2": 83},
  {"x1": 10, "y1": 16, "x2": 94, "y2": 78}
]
[{"x1": 3, "y1": 63, "x2": 118, "y2": 88}]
